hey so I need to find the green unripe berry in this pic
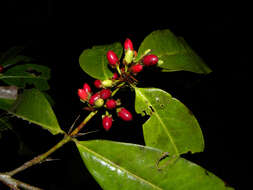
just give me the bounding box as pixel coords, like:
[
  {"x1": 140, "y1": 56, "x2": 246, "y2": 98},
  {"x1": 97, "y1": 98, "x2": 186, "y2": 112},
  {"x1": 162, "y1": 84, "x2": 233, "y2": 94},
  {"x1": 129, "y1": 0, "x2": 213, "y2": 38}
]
[
  {"x1": 95, "y1": 98, "x2": 104, "y2": 108},
  {"x1": 102, "y1": 79, "x2": 113, "y2": 88},
  {"x1": 125, "y1": 50, "x2": 134, "y2": 65}
]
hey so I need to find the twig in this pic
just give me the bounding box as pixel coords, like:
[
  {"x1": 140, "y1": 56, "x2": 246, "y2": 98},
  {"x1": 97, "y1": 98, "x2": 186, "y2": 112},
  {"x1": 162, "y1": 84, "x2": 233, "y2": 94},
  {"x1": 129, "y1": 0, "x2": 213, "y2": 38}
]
[
  {"x1": 69, "y1": 111, "x2": 98, "y2": 137},
  {"x1": 6, "y1": 111, "x2": 98, "y2": 177},
  {"x1": 0, "y1": 173, "x2": 43, "y2": 190}
]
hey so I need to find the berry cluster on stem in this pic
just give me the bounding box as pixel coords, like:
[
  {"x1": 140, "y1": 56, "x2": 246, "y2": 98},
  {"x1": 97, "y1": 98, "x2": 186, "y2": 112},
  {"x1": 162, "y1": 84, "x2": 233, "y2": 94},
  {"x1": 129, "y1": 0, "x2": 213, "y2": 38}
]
[{"x1": 78, "y1": 38, "x2": 160, "y2": 131}]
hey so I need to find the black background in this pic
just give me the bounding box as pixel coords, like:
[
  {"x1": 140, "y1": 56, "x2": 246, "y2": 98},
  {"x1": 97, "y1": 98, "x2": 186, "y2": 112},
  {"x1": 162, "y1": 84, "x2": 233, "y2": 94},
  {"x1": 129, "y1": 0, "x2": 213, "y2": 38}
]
[{"x1": 0, "y1": 1, "x2": 251, "y2": 189}]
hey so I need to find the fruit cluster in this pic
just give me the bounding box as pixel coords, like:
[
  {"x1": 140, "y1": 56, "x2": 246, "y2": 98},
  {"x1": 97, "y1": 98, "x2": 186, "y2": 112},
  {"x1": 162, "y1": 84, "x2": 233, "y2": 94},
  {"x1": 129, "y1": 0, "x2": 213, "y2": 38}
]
[
  {"x1": 78, "y1": 38, "x2": 159, "y2": 131},
  {"x1": 78, "y1": 81, "x2": 132, "y2": 131}
]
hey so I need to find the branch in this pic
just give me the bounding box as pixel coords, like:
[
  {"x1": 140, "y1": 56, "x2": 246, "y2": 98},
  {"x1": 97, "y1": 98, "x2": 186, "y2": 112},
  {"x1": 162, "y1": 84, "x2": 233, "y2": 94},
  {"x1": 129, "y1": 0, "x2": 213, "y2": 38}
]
[
  {"x1": 6, "y1": 111, "x2": 98, "y2": 177},
  {"x1": 0, "y1": 173, "x2": 43, "y2": 190}
]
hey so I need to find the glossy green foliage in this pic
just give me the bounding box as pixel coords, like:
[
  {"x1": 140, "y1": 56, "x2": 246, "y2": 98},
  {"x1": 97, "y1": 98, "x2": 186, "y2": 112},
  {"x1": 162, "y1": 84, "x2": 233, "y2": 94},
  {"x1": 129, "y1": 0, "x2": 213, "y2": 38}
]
[
  {"x1": 0, "y1": 46, "x2": 32, "y2": 67},
  {"x1": 79, "y1": 42, "x2": 123, "y2": 80},
  {"x1": 8, "y1": 89, "x2": 63, "y2": 135},
  {"x1": 76, "y1": 140, "x2": 233, "y2": 190},
  {"x1": 135, "y1": 87, "x2": 204, "y2": 155},
  {"x1": 0, "y1": 64, "x2": 50, "y2": 91},
  {"x1": 137, "y1": 30, "x2": 212, "y2": 74}
]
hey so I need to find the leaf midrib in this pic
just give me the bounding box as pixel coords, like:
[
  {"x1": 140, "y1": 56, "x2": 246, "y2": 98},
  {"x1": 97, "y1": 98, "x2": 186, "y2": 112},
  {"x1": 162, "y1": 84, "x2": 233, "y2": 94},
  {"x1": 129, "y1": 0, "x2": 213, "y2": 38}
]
[
  {"x1": 135, "y1": 88, "x2": 179, "y2": 156},
  {"x1": 77, "y1": 142, "x2": 163, "y2": 190}
]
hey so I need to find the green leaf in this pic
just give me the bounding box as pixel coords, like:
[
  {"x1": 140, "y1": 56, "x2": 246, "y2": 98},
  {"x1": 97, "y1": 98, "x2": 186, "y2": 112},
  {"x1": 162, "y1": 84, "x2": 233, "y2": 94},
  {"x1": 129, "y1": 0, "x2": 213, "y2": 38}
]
[
  {"x1": 134, "y1": 87, "x2": 204, "y2": 156},
  {"x1": 0, "y1": 64, "x2": 50, "y2": 91},
  {"x1": 79, "y1": 42, "x2": 123, "y2": 80},
  {"x1": 0, "y1": 98, "x2": 16, "y2": 110},
  {"x1": 8, "y1": 89, "x2": 63, "y2": 135},
  {"x1": 137, "y1": 29, "x2": 212, "y2": 74},
  {"x1": 76, "y1": 140, "x2": 233, "y2": 190}
]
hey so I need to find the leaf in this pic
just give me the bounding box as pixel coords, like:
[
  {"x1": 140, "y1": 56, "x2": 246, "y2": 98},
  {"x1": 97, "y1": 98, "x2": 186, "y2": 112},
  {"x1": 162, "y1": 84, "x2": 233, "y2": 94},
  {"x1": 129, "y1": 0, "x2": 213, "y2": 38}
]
[
  {"x1": 137, "y1": 29, "x2": 212, "y2": 74},
  {"x1": 134, "y1": 87, "x2": 204, "y2": 156},
  {"x1": 0, "y1": 98, "x2": 16, "y2": 110},
  {"x1": 76, "y1": 140, "x2": 233, "y2": 190},
  {"x1": 8, "y1": 89, "x2": 63, "y2": 135},
  {"x1": 0, "y1": 64, "x2": 50, "y2": 91},
  {"x1": 79, "y1": 42, "x2": 123, "y2": 80}
]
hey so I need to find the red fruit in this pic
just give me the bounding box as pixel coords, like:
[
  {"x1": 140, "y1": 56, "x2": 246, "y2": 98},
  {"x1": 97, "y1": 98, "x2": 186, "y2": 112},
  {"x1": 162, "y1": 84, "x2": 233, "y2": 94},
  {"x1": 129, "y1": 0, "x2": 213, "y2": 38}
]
[
  {"x1": 143, "y1": 54, "x2": 158, "y2": 66},
  {"x1": 117, "y1": 107, "x2": 132, "y2": 121},
  {"x1": 89, "y1": 93, "x2": 100, "y2": 105},
  {"x1": 83, "y1": 83, "x2": 91, "y2": 94},
  {"x1": 102, "y1": 115, "x2": 113, "y2": 131},
  {"x1": 100, "y1": 89, "x2": 111, "y2": 100},
  {"x1": 0, "y1": 65, "x2": 4, "y2": 73},
  {"x1": 107, "y1": 50, "x2": 119, "y2": 66},
  {"x1": 78, "y1": 89, "x2": 89, "y2": 101},
  {"x1": 112, "y1": 73, "x2": 118, "y2": 80},
  {"x1": 94, "y1": 80, "x2": 102, "y2": 88},
  {"x1": 105, "y1": 99, "x2": 117, "y2": 109},
  {"x1": 131, "y1": 64, "x2": 143, "y2": 73},
  {"x1": 124, "y1": 38, "x2": 134, "y2": 51}
]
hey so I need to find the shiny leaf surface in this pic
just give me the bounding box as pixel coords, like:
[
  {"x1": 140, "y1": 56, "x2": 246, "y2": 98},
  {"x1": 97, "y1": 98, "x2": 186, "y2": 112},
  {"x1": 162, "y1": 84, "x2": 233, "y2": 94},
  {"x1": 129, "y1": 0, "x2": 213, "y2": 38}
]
[
  {"x1": 134, "y1": 87, "x2": 204, "y2": 155},
  {"x1": 76, "y1": 140, "x2": 233, "y2": 190},
  {"x1": 79, "y1": 42, "x2": 123, "y2": 80},
  {"x1": 137, "y1": 29, "x2": 212, "y2": 74},
  {"x1": 8, "y1": 89, "x2": 63, "y2": 135}
]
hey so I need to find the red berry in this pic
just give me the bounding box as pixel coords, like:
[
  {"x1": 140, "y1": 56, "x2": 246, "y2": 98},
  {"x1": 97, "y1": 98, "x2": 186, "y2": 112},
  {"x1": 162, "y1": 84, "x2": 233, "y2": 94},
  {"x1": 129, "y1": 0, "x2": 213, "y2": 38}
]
[
  {"x1": 143, "y1": 54, "x2": 158, "y2": 66},
  {"x1": 112, "y1": 73, "x2": 118, "y2": 80},
  {"x1": 124, "y1": 38, "x2": 134, "y2": 51},
  {"x1": 78, "y1": 89, "x2": 89, "y2": 101},
  {"x1": 107, "y1": 50, "x2": 119, "y2": 66},
  {"x1": 94, "y1": 80, "x2": 102, "y2": 88},
  {"x1": 117, "y1": 107, "x2": 132, "y2": 121},
  {"x1": 131, "y1": 64, "x2": 143, "y2": 73},
  {"x1": 83, "y1": 83, "x2": 91, "y2": 94},
  {"x1": 89, "y1": 93, "x2": 100, "y2": 105},
  {"x1": 102, "y1": 115, "x2": 113, "y2": 131},
  {"x1": 0, "y1": 65, "x2": 4, "y2": 73},
  {"x1": 105, "y1": 99, "x2": 117, "y2": 109},
  {"x1": 100, "y1": 89, "x2": 111, "y2": 100}
]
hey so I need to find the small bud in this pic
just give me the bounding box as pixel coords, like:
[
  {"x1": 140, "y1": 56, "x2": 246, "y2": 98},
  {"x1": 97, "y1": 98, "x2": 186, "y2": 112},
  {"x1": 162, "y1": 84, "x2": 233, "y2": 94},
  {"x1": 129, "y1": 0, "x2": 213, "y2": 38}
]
[
  {"x1": 102, "y1": 79, "x2": 113, "y2": 88},
  {"x1": 143, "y1": 54, "x2": 158, "y2": 66},
  {"x1": 100, "y1": 89, "x2": 111, "y2": 100},
  {"x1": 107, "y1": 50, "x2": 119, "y2": 66},
  {"x1": 131, "y1": 64, "x2": 143, "y2": 73},
  {"x1": 124, "y1": 49, "x2": 134, "y2": 65},
  {"x1": 78, "y1": 89, "x2": 89, "y2": 101},
  {"x1": 105, "y1": 99, "x2": 117, "y2": 109},
  {"x1": 94, "y1": 98, "x2": 104, "y2": 108},
  {"x1": 117, "y1": 107, "x2": 132, "y2": 121},
  {"x1": 89, "y1": 93, "x2": 100, "y2": 105},
  {"x1": 94, "y1": 80, "x2": 102, "y2": 88},
  {"x1": 134, "y1": 50, "x2": 138, "y2": 57},
  {"x1": 102, "y1": 115, "x2": 113, "y2": 131}
]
